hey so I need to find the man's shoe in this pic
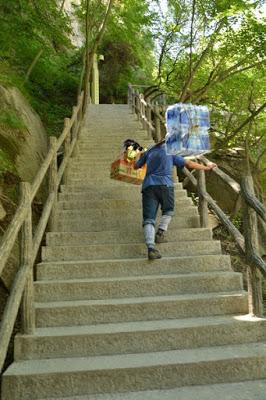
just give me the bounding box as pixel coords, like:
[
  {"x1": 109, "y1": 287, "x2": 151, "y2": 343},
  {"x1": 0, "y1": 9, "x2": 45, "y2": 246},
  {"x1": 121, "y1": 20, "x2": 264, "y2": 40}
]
[
  {"x1": 155, "y1": 229, "x2": 167, "y2": 243},
  {"x1": 148, "y1": 248, "x2": 162, "y2": 260}
]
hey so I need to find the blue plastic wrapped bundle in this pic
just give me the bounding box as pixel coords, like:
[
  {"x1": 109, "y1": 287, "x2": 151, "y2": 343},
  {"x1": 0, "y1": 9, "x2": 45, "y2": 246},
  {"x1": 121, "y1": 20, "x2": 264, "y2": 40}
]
[{"x1": 165, "y1": 103, "x2": 210, "y2": 156}]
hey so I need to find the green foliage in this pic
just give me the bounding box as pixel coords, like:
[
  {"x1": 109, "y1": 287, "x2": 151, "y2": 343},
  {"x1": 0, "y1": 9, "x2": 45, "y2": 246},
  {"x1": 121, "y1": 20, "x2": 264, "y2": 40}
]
[
  {"x1": 100, "y1": 0, "x2": 156, "y2": 102},
  {"x1": 231, "y1": 211, "x2": 243, "y2": 231},
  {"x1": 0, "y1": 110, "x2": 26, "y2": 131},
  {"x1": 152, "y1": 0, "x2": 266, "y2": 194},
  {"x1": 75, "y1": 0, "x2": 156, "y2": 103},
  {"x1": 0, "y1": 0, "x2": 79, "y2": 135},
  {"x1": 0, "y1": 149, "x2": 16, "y2": 175}
]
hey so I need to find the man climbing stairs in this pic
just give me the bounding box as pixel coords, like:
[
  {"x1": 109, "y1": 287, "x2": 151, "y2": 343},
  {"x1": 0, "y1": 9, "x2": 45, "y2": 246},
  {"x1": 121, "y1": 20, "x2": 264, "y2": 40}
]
[{"x1": 2, "y1": 104, "x2": 266, "y2": 399}]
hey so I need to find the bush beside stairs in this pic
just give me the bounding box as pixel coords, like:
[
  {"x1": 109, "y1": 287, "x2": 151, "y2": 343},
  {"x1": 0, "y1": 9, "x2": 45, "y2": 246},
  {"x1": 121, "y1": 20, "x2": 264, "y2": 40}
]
[{"x1": 2, "y1": 104, "x2": 266, "y2": 399}]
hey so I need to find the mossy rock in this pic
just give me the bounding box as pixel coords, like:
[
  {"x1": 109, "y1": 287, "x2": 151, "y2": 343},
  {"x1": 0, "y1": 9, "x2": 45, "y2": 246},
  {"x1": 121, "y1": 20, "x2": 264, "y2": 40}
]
[
  {"x1": 0, "y1": 85, "x2": 48, "y2": 289},
  {"x1": 0, "y1": 85, "x2": 48, "y2": 187}
]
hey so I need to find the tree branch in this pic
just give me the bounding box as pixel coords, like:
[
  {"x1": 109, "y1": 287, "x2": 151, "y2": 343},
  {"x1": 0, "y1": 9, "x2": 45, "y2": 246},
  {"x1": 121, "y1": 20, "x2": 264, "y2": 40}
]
[
  {"x1": 60, "y1": 0, "x2": 66, "y2": 13},
  {"x1": 193, "y1": 59, "x2": 265, "y2": 102},
  {"x1": 179, "y1": 18, "x2": 226, "y2": 102},
  {"x1": 189, "y1": 0, "x2": 196, "y2": 78},
  {"x1": 83, "y1": 0, "x2": 114, "y2": 113},
  {"x1": 24, "y1": 49, "x2": 43, "y2": 83},
  {"x1": 227, "y1": 101, "x2": 266, "y2": 141},
  {"x1": 255, "y1": 147, "x2": 266, "y2": 169}
]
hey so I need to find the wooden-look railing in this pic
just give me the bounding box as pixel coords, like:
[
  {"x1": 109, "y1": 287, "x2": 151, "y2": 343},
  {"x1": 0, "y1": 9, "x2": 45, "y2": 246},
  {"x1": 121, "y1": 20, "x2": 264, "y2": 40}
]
[
  {"x1": 0, "y1": 92, "x2": 84, "y2": 372},
  {"x1": 128, "y1": 83, "x2": 266, "y2": 317}
]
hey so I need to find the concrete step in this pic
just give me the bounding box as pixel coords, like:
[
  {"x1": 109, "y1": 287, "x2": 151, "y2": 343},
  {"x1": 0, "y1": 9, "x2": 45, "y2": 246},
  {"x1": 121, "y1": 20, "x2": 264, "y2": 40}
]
[
  {"x1": 69, "y1": 157, "x2": 116, "y2": 164},
  {"x1": 73, "y1": 154, "x2": 120, "y2": 161},
  {"x1": 41, "y1": 240, "x2": 221, "y2": 261},
  {"x1": 60, "y1": 181, "x2": 183, "y2": 190},
  {"x1": 54, "y1": 215, "x2": 200, "y2": 232},
  {"x1": 65, "y1": 178, "x2": 185, "y2": 189},
  {"x1": 68, "y1": 164, "x2": 119, "y2": 173},
  {"x1": 14, "y1": 315, "x2": 266, "y2": 361},
  {"x1": 4, "y1": 342, "x2": 266, "y2": 399},
  {"x1": 72, "y1": 153, "x2": 144, "y2": 160},
  {"x1": 54, "y1": 206, "x2": 198, "y2": 220},
  {"x1": 55, "y1": 197, "x2": 192, "y2": 211},
  {"x1": 45, "y1": 227, "x2": 211, "y2": 246},
  {"x1": 69, "y1": 157, "x2": 120, "y2": 164},
  {"x1": 59, "y1": 182, "x2": 183, "y2": 192},
  {"x1": 58, "y1": 187, "x2": 188, "y2": 201},
  {"x1": 75, "y1": 138, "x2": 147, "y2": 146},
  {"x1": 36, "y1": 254, "x2": 232, "y2": 281},
  {"x1": 61, "y1": 179, "x2": 146, "y2": 188},
  {"x1": 76, "y1": 138, "x2": 146, "y2": 144},
  {"x1": 78, "y1": 126, "x2": 144, "y2": 132},
  {"x1": 71, "y1": 147, "x2": 122, "y2": 153},
  {"x1": 36, "y1": 380, "x2": 266, "y2": 400},
  {"x1": 67, "y1": 170, "x2": 132, "y2": 179},
  {"x1": 69, "y1": 153, "x2": 147, "y2": 161},
  {"x1": 68, "y1": 163, "x2": 116, "y2": 172},
  {"x1": 34, "y1": 271, "x2": 241, "y2": 302},
  {"x1": 66, "y1": 170, "x2": 144, "y2": 179},
  {"x1": 35, "y1": 292, "x2": 248, "y2": 327},
  {"x1": 74, "y1": 147, "x2": 131, "y2": 153}
]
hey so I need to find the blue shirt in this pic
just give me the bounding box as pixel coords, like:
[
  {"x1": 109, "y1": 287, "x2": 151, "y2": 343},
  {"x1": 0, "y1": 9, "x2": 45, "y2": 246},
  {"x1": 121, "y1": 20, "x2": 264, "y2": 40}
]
[{"x1": 135, "y1": 143, "x2": 185, "y2": 190}]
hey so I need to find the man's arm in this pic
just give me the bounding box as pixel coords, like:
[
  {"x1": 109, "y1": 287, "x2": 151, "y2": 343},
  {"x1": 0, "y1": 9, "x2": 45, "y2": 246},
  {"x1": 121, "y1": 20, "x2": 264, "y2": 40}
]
[
  {"x1": 185, "y1": 159, "x2": 217, "y2": 171},
  {"x1": 133, "y1": 151, "x2": 146, "y2": 170}
]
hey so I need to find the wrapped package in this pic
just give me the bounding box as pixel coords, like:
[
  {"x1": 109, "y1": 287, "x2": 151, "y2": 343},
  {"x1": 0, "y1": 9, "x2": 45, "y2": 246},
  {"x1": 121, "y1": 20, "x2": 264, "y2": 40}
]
[{"x1": 165, "y1": 103, "x2": 210, "y2": 156}]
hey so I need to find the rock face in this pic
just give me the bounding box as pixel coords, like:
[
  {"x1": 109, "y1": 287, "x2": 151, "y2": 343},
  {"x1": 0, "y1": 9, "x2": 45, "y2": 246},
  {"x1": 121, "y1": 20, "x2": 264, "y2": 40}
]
[
  {"x1": 0, "y1": 85, "x2": 48, "y2": 185},
  {"x1": 0, "y1": 85, "x2": 48, "y2": 289}
]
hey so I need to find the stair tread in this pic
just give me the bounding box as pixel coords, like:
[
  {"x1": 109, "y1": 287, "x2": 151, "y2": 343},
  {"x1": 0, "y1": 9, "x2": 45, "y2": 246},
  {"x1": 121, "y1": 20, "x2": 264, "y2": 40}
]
[
  {"x1": 46, "y1": 227, "x2": 211, "y2": 236},
  {"x1": 35, "y1": 271, "x2": 240, "y2": 285},
  {"x1": 43, "y1": 240, "x2": 219, "y2": 249},
  {"x1": 35, "y1": 291, "x2": 247, "y2": 308},
  {"x1": 38, "y1": 254, "x2": 230, "y2": 267},
  {"x1": 39, "y1": 380, "x2": 266, "y2": 400},
  {"x1": 3, "y1": 105, "x2": 257, "y2": 399},
  {"x1": 5, "y1": 342, "x2": 266, "y2": 375},
  {"x1": 30, "y1": 314, "x2": 264, "y2": 337}
]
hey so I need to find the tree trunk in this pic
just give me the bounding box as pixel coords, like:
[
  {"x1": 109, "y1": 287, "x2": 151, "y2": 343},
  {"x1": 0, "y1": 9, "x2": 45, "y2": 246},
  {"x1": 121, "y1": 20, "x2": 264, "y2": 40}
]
[
  {"x1": 24, "y1": 49, "x2": 43, "y2": 83},
  {"x1": 60, "y1": 0, "x2": 66, "y2": 13},
  {"x1": 77, "y1": 49, "x2": 86, "y2": 98},
  {"x1": 82, "y1": 0, "x2": 114, "y2": 114}
]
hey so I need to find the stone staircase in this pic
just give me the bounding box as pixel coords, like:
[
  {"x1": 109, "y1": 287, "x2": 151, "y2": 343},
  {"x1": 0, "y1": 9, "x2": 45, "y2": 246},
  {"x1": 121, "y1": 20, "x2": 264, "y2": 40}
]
[{"x1": 2, "y1": 104, "x2": 266, "y2": 399}]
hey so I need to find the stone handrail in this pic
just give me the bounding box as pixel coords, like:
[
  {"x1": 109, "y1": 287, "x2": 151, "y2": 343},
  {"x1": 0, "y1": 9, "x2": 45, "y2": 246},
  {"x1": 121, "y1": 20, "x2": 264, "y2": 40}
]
[
  {"x1": 0, "y1": 92, "x2": 84, "y2": 372},
  {"x1": 128, "y1": 83, "x2": 266, "y2": 317}
]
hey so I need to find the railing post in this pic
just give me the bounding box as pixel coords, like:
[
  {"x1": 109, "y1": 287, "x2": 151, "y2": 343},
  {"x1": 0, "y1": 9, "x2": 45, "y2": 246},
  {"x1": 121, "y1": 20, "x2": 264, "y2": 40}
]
[
  {"x1": 154, "y1": 104, "x2": 161, "y2": 142},
  {"x1": 20, "y1": 182, "x2": 35, "y2": 334},
  {"x1": 140, "y1": 94, "x2": 146, "y2": 130},
  {"x1": 146, "y1": 102, "x2": 152, "y2": 137},
  {"x1": 197, "y1": 170, "x2": 209, "y2": 227},
  {"x1": 131, "y1": 89, "x2": 136, "y2": 114},
  {"x1": 76, "y1": 94, "x2": 83, "y2": 137},
  {"x1": 72, "y1": 106, "x2": 78, "y2": 141},
  {"x1": 62, "y1": 118, "x2": 71, "y2": 185},
  {"x1": 135, "y1": 91, "x2": 140, "y2": 121},
  {"x1": 128, "y1": 84, "x2": 132, "y2": 110},
  {"x1": 242, "y1": 175, "x2": 263, "y2": 316},
  {"x1": 48, "y1": 137, "x2": 58, "y2": 231}
]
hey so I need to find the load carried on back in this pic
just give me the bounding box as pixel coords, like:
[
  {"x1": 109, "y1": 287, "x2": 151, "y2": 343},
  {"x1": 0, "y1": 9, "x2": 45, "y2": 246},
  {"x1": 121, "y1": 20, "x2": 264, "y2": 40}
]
[{"x1": 165, "y1": 103, "x2": 210, "y2": 157}]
